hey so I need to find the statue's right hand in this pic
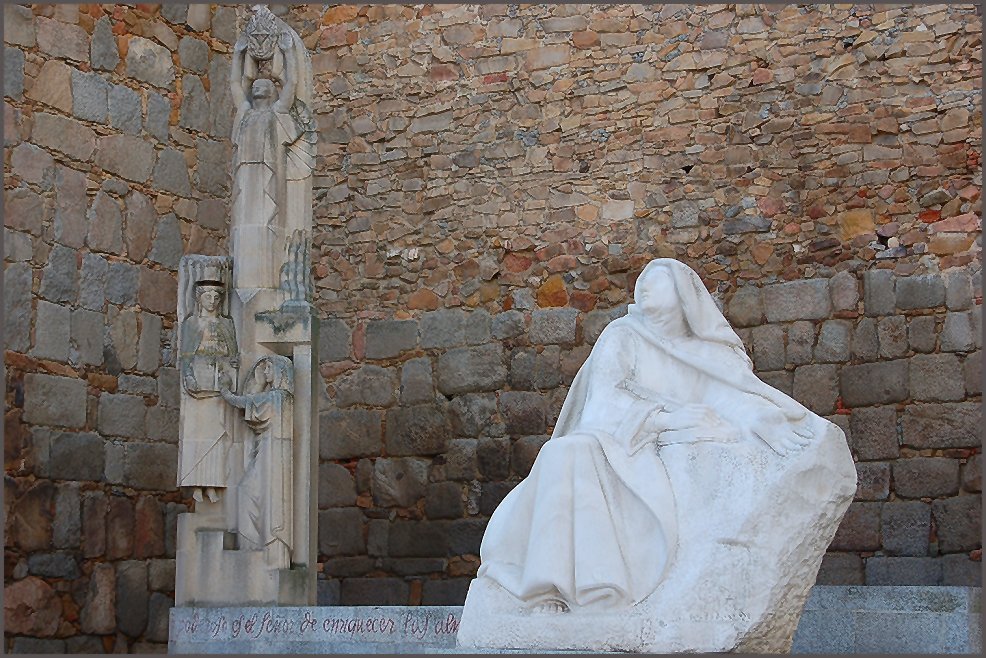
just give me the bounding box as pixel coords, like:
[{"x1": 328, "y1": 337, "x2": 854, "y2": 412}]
[{"x1": 663, "y1": 404, "x2": 722, "y2": 430}]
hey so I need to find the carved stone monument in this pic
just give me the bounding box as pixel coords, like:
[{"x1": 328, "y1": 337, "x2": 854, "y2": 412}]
[
  {"x1": 174, "y1": 5, "x2": 318, "y2": 607},
  {"x1": 457, "y1": 258, "x2": 857, "y2": 653}
]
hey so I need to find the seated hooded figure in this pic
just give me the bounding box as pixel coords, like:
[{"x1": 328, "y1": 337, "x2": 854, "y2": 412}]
[{"x1": 477, "y1": 258, "x2": 817, "y2": 613}]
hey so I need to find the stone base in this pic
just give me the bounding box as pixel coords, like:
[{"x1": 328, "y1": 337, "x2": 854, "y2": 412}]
[{"x1": 167, "y1": 587, "x2": 981, "y2": 654}]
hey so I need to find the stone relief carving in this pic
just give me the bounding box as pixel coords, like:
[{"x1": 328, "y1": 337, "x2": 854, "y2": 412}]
[
  {"x1": 175, "y1": 5, "x2": 318, "y2": 608},
  {"x1": 458, "y1": 258, "x2": 857, "y2": 653}
]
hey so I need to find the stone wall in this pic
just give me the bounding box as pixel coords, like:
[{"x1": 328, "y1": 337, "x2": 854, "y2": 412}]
[
  {"x1": 3, "y1": 1, "x2": 982, "y2": 650},
  {"x1": 287, "y1": 3, "x2": 982, "y2": 604},
  {"x1": 4, "y1": 3, "x2": 239, "y2": 653}
]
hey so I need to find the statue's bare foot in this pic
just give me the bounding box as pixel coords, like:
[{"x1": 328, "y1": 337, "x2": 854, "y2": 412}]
[
  {"x1": 205, "y1": 487, "x2": 220, "y2": 503},
  {"x1": 192, "y1": 487, "x2": 204, "y2": 502},
  {"x1": 531, "y1": 599, "x2": 569, "y2": 614}
]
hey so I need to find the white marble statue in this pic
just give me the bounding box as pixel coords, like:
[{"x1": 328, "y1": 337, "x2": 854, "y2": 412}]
[
  {"x1": 177, "y1": 259, "x2": 238, "y2": 504},
  {"x1": 221, "y1": 355, "x2": 295, "y2": 569},
  {"x1": 458, "y1": 258, "x2": 857, "y2": 653}
]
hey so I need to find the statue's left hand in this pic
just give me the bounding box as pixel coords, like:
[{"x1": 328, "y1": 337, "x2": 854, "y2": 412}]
[{"x1": 744, "y1": 408, "x2": 812, "y2": 456}]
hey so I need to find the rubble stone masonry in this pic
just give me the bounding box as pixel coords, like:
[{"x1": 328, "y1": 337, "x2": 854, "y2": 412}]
[{"x1": 3, "y1": 2, "x2": 982, "y2": 651}]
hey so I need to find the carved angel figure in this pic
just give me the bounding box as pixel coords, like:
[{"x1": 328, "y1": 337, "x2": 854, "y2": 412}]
[
  {"x1": 477, "y1": 258, "x2": 821, "y2": 613},
  {"x1": 221, "y1": 354, "x2": 295, "y2": 569},
  {"x1": 178, "y1": 282, "x2": 239, "y2": 503}
]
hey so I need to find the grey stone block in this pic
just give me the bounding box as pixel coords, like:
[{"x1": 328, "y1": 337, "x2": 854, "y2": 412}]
[
  {"x1": 909, "y1": 353, "x2": 965, "y2": 402},
  {"x1": 365, "y1": 320, "x2": 417, "y2": 359},
  {"x1": 751, "y1": 324, "x2": 785, "y2": 370},
  {"x1": 11, "y1": 638, "x2": 67, "y2": 654},
  {"x1": 339, "y1": 578, "x2": 408, "y2": 606},
  {"x1": 877, "y1": 315, "x2": 907, "y2": 358},
  {"x1": 444, "y1": 438, "x2": 478, "y2": 480},
  {"x1": 814, "y1": 319, "x2": 850, "y2": 362},
  {"x1": 931, "y1": 496, "x2": 981, "y2": 552},
  {"x1": 763, "y1": 279, "x2": 831, "y2": 322},
  {"x1": 726, "y1": 285, "x2": 764, "y2": 327},
  {"x1": 941, "y1": 311, "x2": 975, "y2": 352},
  {"x1": 465, "y1": 309, "x2": 492, "y2": 345},
  {"x1": 840, "y1": 360, "x2": 908, "y2": 407},
  {"x1": 126, "y1": 36, "x2": 175, "y2": 88},
  {"x1": 512, "y1": 434, "x2": 550, "y2": 477},
  {"x1": 195, "y1": 137, "x2": 229, "y2": 192},
  {"x1": 944, "y1": 268, "x2": 973, "y2": 310},
  {"x1": 4, "y1": 46, "x2": 24, "y2": 99},
  {"x1": 98, "y1": 393, "x2": 146, "y2": 439},
  {"x1": 399, "y1": 358, "x2": 434, "y2": 405},
  {"x1": 105, "y1": 262, "x2": 139, "y2": 306},
  {"x1": 40, "y1": 243, "x2": 78, "y2": 304},
  {"x1": 962, "y1": 452, "x2": 981, "y2": 493},
  {"x1": 153, "y1": 149, "x2": 192, "y2": 197},
  {"x1": 146, "y1": 592, "x2": 173, "y2": 643},
  {"x1": 161, "y1": 3, "x2": 188, "y2": 24},
  {"x1": 757, "y1": 370, "x2": 793, "y2": 397},
  {"x1": 830, "y1": 271, "x2": 859, "y2": 311},
  {"x1": 50, "y1": 432, "x2": 104, "y2": 481},
  {"x1": 146, "y1": 92, "x2": 171, "y2": 141},
  {"x1": 477, "y1": 436, "x2": 511, "y2": 480},
  {"x1": 147, "y1": 559, "x2": 175, "y2": 592},
  {"x1": 335, "y1": 365, "x2": 397, "y2": 408},
  {"x1": 319, "y1": 318, "x2": 351, "y2": 361},
  {"x1": 90, "y1": 17, "x2": 119, "y2": 71},
  {"x1": 372, "y1": 458, "x2": 428, "y2": 507},
  {"x1": 70, "y1": 308, "x2": 104, "y2": 366},
  {"x1": 87, "y1": 190, "x2": 124, "y2": 253},
  {"x1": 901, "y1": 402, "x2": 979, "y2": 449},
  {"x1": 865, "y1": 557, "x2": 941, "y2": 585},
  {"x1": 178, "y1": 74, "x2": 209, "y2": 132},
  {"x1": 881, "y1": 501, "x2": 931, "y2": 556},
  {"x1": 145, "y1": 405, "x2": 179, "y2": 442},
  {"x1": 448, "y1": 393, "x2": 497, "y2": 438},
  {"x1": 492, "y1": 310, "x2": 525, "y2": 339},
  {"x1": 387, "y1": 520, "x2": 447, "y2": 558},
  {"x1": 830, "y1": 501, "x2": 881, "y2": 551},
  {"x1": 863, "y1": 269, "x2": 895, "y2": 316},
  {"x1": 793, "y1": 364, "x2": 838, "y2": 415},
  {"x1": 530, "y1": 308, "x2": 578, "y2": 344},
  {"x1": 28, "y1": 550, "x2": 80, "y2": 579},
  {"x1": 848, "y1": 406, "x2": 899, "y2": 461},
  {"x1": 907, "y1": 315, "x2": 937, "y2": 353},
  {"x1": 320, "y1": 409, "x2": 383, "y2": 459},
  {"x1": 499, "y1": 391, "x2": 546, "y2": 435},
  {"x1": 508, "y1": 345, "x2": 561, "y2": 390},
  {"x1": 385, "y1": 405, "x2": 451, "y2": 456},
  {"x1": 422, "y1": 579, "x2": 471, "y2": 606},
  {"x1": 24, "y1": 374, "x2": 87, "y2": 428},
  {"x1": 437, "y1": 344, "x2": 506, "y2": 394},
  {"x1": 420, "y1": 308, "x2": 465, "y2": 348},
  {"x1": 95, "y1": 134, "x2": 156, "y2": 183},
  {"x1": 71, "y1": 69, "x2": 109, "y2": 122},
  {"x1": 896, "y1": 274, "x2": 945, "y2": 310},
  {"x1": 137, "y1": 312, "x2": 163, "y2": 373},
  {"x1": 446, "y1": 518, "x2": 487, "y2": 555},
  {"x1": 3, "y1": 262, "x2": 31, "y2": 352},
  {"x1": 851, "y1": 317, "x2": 879, "y2": 361},
  {"x1": 78, "y1": 253, "x2": 108, "y2": 311},
  {"x1": 123, "y1": 442, "x2": 178, "y2": 491},
  {"x1": 786, "y1": 321, "x2": 815, "y2": 365},
  {"x1": 178, "y1": 35, "x2": 209, "y2": 73},
  {"x1": 941, "y1": 554, "x2": 982, "y2": 586},
  {"x1": 5, "y1": 186, "x2": 43, "y2": 236},
  {"x1": 813, "y1": 553, "x2": 864, "y2": 586},
  {"x1": 4, "y1": 227, "x2": 33, "y2": 262},
  {"x1": 53, "y1": 482, "x2": 81, "y2": 549},
  {"x1": 854, "y1": 462, "x2": 890, "y2": 501},
  {"x1": 425, "y1": 482, "x2": 464, "y2": 519},
  {"x1": 33, "y1": 300, "x2": 70, "y2": 361},
  {"x1": 116, "y1": 560, "x2": 149, "y2": 637}
]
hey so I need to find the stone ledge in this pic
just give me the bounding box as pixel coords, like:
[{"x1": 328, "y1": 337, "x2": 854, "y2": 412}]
[{"x1": 170, "y1": 586, "x2": 981, "y2": 654}]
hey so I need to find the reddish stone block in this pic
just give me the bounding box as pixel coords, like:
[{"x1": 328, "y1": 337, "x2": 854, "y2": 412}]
[
  {"x1": 134, "y1": 495, "x2": 165, "y2": 559},
  {"x1": 3, "y1": 576, "x2": 63, "y2": 636},
  {"x1": 106, "y1": 495, "x2": 135, "y2": 560}
]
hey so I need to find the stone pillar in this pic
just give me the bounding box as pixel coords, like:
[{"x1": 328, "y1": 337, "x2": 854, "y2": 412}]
[{"x1": 174, "y1": 5, "x2": 318, "y2": 607}]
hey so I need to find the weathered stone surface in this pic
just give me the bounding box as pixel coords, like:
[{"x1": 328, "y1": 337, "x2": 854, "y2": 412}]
[
  {"x1": 492, "y1": 310, "x2": 526, "y2": 339},
  {"x1": 848, "y1": 406, "x2": 899, "y2": 461},
  {"x1": 448, "y1": 394, "x2": 497, "y2": 438},
  {"x1": 319, "y1": 318, "x2": 351, "y2": 361},
  {"x1": 81, "y1": 563, "x2": 116, "y2": 634},
  {"x1": 792, "y1": 364, "x2": 838, "y2": 415},
  {"x1": 813, "y1": 320, "x2": 850, "y2": 362},
  {"x1": 195, "y1": 137, "x2": 230, "y2": 193},
  {"x1": 785, "y1": 321, "x2": 813, "y2": 365},
  {"x1": 400, "y1": 357, "x2": 434, "y2": 405},
  {"x1": 895, "y1": 274, "x2": 945, "y2": 310},
  {"x1": 373, "y1": 458, "x2": 429, "y2": 507},
  {"x1": 319, "y1": 508, "x2": 366, "y2": 557},
  {"x1": 179, "y1": 35, "x2": 209, "y2": 73},
  {"x1": 36, "y1": 16, "x2": 88, "y2": 61},
  {"x1": 137, "y1": 267, "x2": 177, "y2": 315},
  {"x1": 814, "y1": 553, "x2": 863, "y2": 585},
  {"x1": 763, "y1": 279, "x2": 830, "y2": 322},
  {"x1": 4, "y1": 46, "x2": 24, "y2": 99},
  {"x1": 725, "y1": 285, "x2": 763, "y2": 327},
  {"x1": 385, "y1": 404, "x2": 451, "y2": 456},
  {"x1": 908, "y1": 353, "x2": 965, "y2": 402},
  {"x1": 851, "y1": 317, "x2": 879, "y2": 361},
  {"x1": 27, "y1": 550, "x2": 80, "y2": 579},
  {"x1": 900, "y1": 402, "x2": 980, "y2": 449},
  {"x1": 33, "y1": 300, "x2": 70, "y2": 361},
  {"x1": 148, "y1": 213, "x2": 184, "y2": 269},
  {"x1": 863, "y1": 270, "x2": 895, "y2": 317},
  {"x1": 116, "y1": 560, "x2": 149, "y2": 637},
  {"x1": 49, "y1": 431, "x2": 104, "y2": 481},
  {"x1": 829, "y1": 271, "x2": 859, "y2": 311},
  {"x1": 146, "y1": 592, "x2": 173, "y2": 643},
  {"x1": 751, "y1": 324, "x2": 784, "y2": 370},
  {"x1": 98, "y1": 393, "x2": 146, "y2": 439},
  {"x1": 940, "y1": 311, "x2": 975, "y2": 352},
  {"x1": 882, "y1": 501, "x2": 932, "y2": 556},
  {"x1": 943, "y1": 269, "x2": 973, "y2": 310},
  {"x1": 24, "y1": 374, "x2": 87, "y2": 428},
  {"x1": 907, "y1": 315, "x2": 937, "y2": 353},
  {"x1": 178, "y1": 74, "x2": 210, "y2": 132},
  {"x1": 78, "y1": 253, "x2": 108, "y2": 311},
  {"x1": 32, "y1": 111, "x2": 96, "y2": 161},
  {"x1": 830, "y1": 502, "x2": 881, "y2": 551},
  {"x1": 530, "y1": 308, "x2": 579, "y2": 344},
  {"x1": 96, "y1": 134, "x2": 156, "y2": 182},
  {"x1": 877, "y1": 315, "x2": 907, "y2": 359},
  {"x1": 499, "y1": 391, "x2": 547, "y2": 435},
  {"x1": 126, "y1": 36, "x2": 175, "y2": 87},
  {"x1": 4, "y1": 262, "x2": 31, "y2": 352},
  {"x1": 70, "y1": 308, "x2": 104, "y2": 366},
  {"x1": 3, "y1": 4, "x2": 36, "y2": 47},
  {"x1": 153, "y1": 148, "x2": 193, "y2": 196},
  {"x1": 853, "y1": 462, "x2": 890, "y2": 501},
  {"x1": 87, "y1": 191, "x2": 124, "y2": 253},
  {"x1": 335, "y1": 365, "x2": 397, "y2": 407},
  {"x1": 420, "y1": 308, "x2": 465, "y2": 348},
  {"x1": 134, "y1": 495, "x2": 165, "y2": 559},
  {"x1": 864, "y1": 557, "x2": 941, "y2": 586},
  {"x1": 511, "y1": 434, "x2": 550, "y2": 477},
  {"x1": 53, "y1": 482, "x2": 81, "y2": 549},
  {"x1": 318, "y1": 463, "x2": 356, "y2": 508},
  {"x1": 146, "y1": 91, "x2": 172, "y2": 141},
  {"x1": 207, "y1": 57, "x2": 234, "y2": 137},
  {"x1": 840, "y1": 360, "x2": 908, "y2": 407},
  {"x1": 72, "y1": 69, "x2": 109, "y2": 122},
  {"x1": 91, "y1": 16, "x2": 120, "y2": 70},
  {"x1": 11, "y1": 143, "x2": 55, "y2": 188},
  {"x1": 437, "y1": 344, "x2": 507, "y2": 394},
  {"x1": 931, "y1": 496, "x2": 981, "y2": 553},
  {"x1": 107, "y1": 83, "x2": 142, "y2": 134},
  {"x1": 320, "y1": 409, "x2": 383, "y2": 459},
  {"x1": 3, "y1": 576, "x2": 62, "y2": 637},
  {"x1": 365, "y1": 320, "x2": 417, "y2": 359},
  {"x1": 893, "y1": 458, "x2": 959, "y2": 499}
]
